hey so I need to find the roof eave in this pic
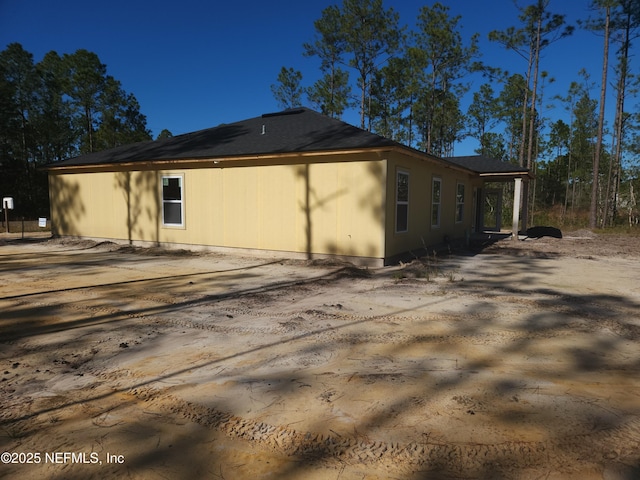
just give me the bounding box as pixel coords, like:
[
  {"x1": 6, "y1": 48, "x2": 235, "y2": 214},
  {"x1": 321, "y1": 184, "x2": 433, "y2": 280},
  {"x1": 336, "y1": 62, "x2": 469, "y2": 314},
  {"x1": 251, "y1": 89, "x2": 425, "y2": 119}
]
[
  {"x1": 387, "y1": 146, "x2": 474, "y2": 175},
  {"x1": 478, "y1": 171, "x2": 535, "y2": 180},
  {"x1": 44, "y1": 142, "x2": 524, "y2": 179},
  {"x1": 44, "y1": 146, "x2": 399, "y2": 173}
]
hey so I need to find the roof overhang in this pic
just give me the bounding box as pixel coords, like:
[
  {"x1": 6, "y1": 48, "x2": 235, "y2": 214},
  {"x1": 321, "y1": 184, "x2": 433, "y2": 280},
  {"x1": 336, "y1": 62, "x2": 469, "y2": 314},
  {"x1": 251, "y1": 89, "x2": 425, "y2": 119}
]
[
  {"x1": 44, "y1": 147, "x2": 396, "y2": 174},
  {"x1": 477, "y1": 171, "x2": 535, "y2": 181},
  {"x1": 44, "y1": 144, "x2": 476, "y2": 176},
  {"x1": 43, "y1": 142, "x2": 532, "y2": 181}
]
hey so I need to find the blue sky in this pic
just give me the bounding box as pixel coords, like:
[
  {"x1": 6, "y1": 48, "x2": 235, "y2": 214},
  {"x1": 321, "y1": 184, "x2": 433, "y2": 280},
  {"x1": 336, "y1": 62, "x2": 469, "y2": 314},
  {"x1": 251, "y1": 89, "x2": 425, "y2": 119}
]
[{"x1": 1, "y1": 0, "x2": 606, "y2": 156}]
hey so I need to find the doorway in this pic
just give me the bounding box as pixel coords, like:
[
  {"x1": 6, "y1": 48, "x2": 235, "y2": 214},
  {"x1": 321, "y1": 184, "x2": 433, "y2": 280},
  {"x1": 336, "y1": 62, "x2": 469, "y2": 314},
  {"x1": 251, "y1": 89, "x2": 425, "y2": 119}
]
[{"x1": 483, "y1": 189, "x2": 503, "y2": 231}]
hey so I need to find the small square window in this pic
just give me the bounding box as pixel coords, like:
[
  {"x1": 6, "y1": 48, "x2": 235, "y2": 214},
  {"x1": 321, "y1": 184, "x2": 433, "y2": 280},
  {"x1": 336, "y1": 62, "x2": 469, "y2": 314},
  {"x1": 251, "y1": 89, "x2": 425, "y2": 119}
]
[{"x1": 162, "y1": 175, "x2": 183, "y2": 226}]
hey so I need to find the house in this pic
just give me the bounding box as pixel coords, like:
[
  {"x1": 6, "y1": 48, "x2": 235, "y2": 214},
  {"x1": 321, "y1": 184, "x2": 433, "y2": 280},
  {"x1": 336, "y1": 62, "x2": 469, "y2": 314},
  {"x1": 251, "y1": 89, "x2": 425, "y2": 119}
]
[{"x1": 45, "y1": 108, "x2": 531, "y2": 266}]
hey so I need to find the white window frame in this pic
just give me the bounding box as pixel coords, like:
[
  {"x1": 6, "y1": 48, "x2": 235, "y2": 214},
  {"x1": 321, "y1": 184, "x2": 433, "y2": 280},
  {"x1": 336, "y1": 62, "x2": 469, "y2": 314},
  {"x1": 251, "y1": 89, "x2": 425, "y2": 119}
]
[
  {"x1": 455, "y1": 182, "x2": 465, "y2": 223},
  {"x1": 396, "y1": 170, "x2": 409, "y2": 233},
  {"x1": 431, "y1": 177, "x2": 442, "y2": 228},
  {"x1": 161, "y1": 174, "x2": 185, "y2": 227}
]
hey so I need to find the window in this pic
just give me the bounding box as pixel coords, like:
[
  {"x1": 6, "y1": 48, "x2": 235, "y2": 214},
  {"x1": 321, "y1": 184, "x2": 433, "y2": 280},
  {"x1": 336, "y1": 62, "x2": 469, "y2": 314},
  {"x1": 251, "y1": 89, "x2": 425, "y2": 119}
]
[
  {"x1": 456, "y1": 183, "x2": 465, "y2": 223},
  {"x1": 396, "y1": 171, "x2": 409, "y2": 233},
  {"x1": 431, "y1": 177, "x2": 441, "y2": 228},
  {"x1": 162, "y1": 175, "x2": 184, "y2": 226}
]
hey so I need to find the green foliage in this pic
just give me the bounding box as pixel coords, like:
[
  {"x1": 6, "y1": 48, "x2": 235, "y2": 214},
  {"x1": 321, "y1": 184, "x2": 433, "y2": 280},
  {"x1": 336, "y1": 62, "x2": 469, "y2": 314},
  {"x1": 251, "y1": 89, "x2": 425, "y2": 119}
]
[
  {"x1": 341, "y1": 0, "x2": 402, "y2": 129},
  {"x1": 0, "y1": 43, "x2": 151, "y2": 218},
  {"x1": 156, "y1": 129, "x2": 173, "y2": 140},
  {"x1": 303, "y1": 5, "x2": 351, "y2": 118},
  {"x1": 467, "y1": 84, "x2": 499, "y2": 155},
  {"x1": 411, "y1": 2, "x2": 478, "y2": 156},
  {"x1": 303, "y1": 5, "x2": 346, "y2": 73},
  {"x1": 306, "y1": 68, "x2": 352, "y2": 118},
  {"x1": 495, "y1": 74, "x2": 528, "y2": 164},
  {"x1": 369, "y1": 57, "x2": 412, "y2": 142},
  {"x1": 271, "y1": 67, "x2": 304, "y2": 110},
  {"x1": 297, "y1": 1, "x2": 640, "y2": 230},
  {"x1": 302, "y1": 0, "x2": 402, "y2": 129},
  {"x1": 475, "y1": 133, "x2": 508, "y2": 162}
]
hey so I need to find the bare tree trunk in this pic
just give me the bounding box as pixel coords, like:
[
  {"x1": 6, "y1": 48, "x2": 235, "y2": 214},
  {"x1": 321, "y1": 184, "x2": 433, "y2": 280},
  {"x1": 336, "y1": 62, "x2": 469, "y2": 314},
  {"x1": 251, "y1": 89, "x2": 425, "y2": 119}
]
[
  {"x1": 408, "y1": 99, "x2": 414, "y2": 147},
  {"x1": 604, "y1": 136, "x2": 615, "y2": 226},
  {"x1": 564, "y1": 101, "x2": 574, "y2": 221},
  {"x1": 85, "y1": 107, "x2": 95, "y2": 153},
  {"x1": 426, "y1": 70, "x2": 437, "y2": 155},
  {"x1": 606, "y1": 7, "x2": 631, "y2": 227},
  {"x1": 330, "y1": 62, "x2": 336, "y2": 117},
  {"x1": 518, "y1": 56, "x2": 533, "y2": 169},
  {"x1": 360, "y1": 75, "x2": 366, "y2": 129},
  {"x1": 604, "y1": 81, "x2": 624, "y2": 228},
  {"x1": 526, "y1": 12, "x2": 542, "y2": 173},
  {"x1": 629, "y1": 182, "x2": 636, "y2": 228},
  {"x1": 590, "y1": 5, "x2": 610, "y2": 229},
  {"x1": 518, "y1": 6, "x2": 541, "y2": 233}
]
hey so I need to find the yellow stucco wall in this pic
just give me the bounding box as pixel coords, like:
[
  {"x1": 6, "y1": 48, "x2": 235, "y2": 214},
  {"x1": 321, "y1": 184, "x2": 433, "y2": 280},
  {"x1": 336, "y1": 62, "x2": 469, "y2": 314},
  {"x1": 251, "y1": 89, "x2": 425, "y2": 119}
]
[
  {"x1": 49, "y1": 149, "x2": 482, "y2": 263},
  {"x1": 49, "y1": 156, "x2": 387, "y2": 261},
  {"x1": 383, "y1": 152, "x2": 476, "y2": 259}
]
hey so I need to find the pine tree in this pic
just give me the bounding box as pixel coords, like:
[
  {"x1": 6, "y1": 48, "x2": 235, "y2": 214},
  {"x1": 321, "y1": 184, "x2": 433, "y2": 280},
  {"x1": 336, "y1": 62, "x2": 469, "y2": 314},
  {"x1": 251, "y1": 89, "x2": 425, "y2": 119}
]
[
  {"x1": 340, "y1": 0, "x2": 402, "y2": 129},
  {"x1": 412, "y1": 2, "x2": 478, "y2": 156},
  {"x1": 271, "y1": 67, "x2": 304, "y2": 110}
]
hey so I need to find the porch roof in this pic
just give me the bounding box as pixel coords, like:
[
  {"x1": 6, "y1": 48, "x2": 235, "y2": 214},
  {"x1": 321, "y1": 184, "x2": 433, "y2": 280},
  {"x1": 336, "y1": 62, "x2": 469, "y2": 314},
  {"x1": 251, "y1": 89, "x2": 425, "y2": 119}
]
[{"x1": 448, "y1": 155, "x2": 533, "y2": 180}]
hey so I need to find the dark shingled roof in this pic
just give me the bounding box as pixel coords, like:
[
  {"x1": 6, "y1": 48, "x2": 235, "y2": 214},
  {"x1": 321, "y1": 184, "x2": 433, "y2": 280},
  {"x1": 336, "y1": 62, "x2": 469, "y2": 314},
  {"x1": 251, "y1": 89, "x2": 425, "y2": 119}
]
[
  {"x1": 447, "y1": 155, "x2": 530, "y2": 175},
  {"x1": 47, "y1": 108, "x2": 397, "y2": 168},
  {"x1": 46, "y1": 108, "x2": 530, "y2": 178}
]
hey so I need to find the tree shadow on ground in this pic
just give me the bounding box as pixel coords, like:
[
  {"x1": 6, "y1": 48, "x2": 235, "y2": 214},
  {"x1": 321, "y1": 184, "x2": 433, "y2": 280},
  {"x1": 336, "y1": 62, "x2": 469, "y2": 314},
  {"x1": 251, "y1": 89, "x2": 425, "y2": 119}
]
[{"x1": 1, "y1": 241, "x2": 640, "y2": 479}]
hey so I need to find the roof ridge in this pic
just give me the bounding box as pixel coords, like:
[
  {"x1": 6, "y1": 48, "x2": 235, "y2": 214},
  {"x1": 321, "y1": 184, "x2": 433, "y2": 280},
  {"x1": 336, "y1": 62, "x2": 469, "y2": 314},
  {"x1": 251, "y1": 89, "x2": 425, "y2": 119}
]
[{"x1": 261, "y1": 108, "x2": 306, "y2": 118}]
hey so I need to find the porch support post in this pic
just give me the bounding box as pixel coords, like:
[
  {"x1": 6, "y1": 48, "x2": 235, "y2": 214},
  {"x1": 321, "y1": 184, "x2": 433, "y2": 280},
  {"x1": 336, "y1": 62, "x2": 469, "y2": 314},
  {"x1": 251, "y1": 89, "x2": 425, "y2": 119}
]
[
  {"x1": 520, "y1": 179, "x2": 529, "y2": 233},
  {"x1": 512, "y1": 177, "x2": 522, "y2": 240}
]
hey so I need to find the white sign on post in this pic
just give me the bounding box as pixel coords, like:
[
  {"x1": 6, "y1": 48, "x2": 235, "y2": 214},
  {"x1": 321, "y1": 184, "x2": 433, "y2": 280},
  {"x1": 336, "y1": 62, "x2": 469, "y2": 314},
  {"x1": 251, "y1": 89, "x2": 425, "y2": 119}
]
[{"x1": 2, "y1": 197, "x2": 12, "y2": 233}]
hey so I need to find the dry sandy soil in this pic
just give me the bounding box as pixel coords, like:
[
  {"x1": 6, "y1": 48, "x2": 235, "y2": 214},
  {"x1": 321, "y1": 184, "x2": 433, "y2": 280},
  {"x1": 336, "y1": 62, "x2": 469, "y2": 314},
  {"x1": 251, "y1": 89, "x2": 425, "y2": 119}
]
[{"x1": 1, "y1": 231, "x2": 639, "y2": 480}]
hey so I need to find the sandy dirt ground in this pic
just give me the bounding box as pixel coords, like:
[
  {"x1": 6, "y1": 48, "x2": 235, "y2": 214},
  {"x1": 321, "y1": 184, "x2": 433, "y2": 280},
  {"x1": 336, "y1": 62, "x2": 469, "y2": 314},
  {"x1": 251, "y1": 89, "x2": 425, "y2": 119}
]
[{"x1": 1, "y1": 231, "x2": 639, "y2": 480}]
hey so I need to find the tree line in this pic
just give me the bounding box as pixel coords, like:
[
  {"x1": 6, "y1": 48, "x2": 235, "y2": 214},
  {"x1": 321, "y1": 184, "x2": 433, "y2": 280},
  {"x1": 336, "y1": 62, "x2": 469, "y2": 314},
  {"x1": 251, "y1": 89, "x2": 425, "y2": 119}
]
[
  {"x1": 2, "y1": 1, "x2": 638, "y2": 229},
  {"x1": 0, "y1": 44, "x2": 155, "y2": 218},
  {"x1": 272, "y1": 0, "x2": 640, "y2": 229}
]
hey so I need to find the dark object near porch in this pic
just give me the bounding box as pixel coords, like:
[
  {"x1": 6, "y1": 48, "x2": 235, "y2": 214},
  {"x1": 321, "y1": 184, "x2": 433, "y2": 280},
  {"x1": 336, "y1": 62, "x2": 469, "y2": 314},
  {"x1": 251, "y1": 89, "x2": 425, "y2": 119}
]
[{"x1": 525, "y1": 226, "x2": 563, "y2": 239}]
